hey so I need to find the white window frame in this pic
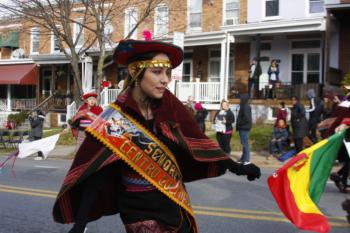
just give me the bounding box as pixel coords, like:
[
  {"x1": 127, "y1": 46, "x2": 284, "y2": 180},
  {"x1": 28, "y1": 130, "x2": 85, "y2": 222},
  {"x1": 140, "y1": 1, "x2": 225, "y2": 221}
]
[
  {"x1": 289, "y1": 39, "x2": 322, "y2": 84},
  {"x1": 306, "y1": 0, "x2": 325, "y2": 16},
  {"x1": 208, "y1": 48, "x2": 221, "y2": 82},
  {"x1": 154, "y1": 4, "x2": 169, "y2": 38},
  {"x1": 74, "y1": 18, "x2": 84, "y2": 48},
  {"x1": 187, "y1": 0, "x2": 202, "y2": 32},
  {"x1": 125, "y1": 7, "x2": 138, "y2": 39},
  {"x1": 51, "y1": 26, "x2": 61, "y2": 54},
  {"x1": 262, "y1": 0, "x2": 280, "y2": 21},
  {"x1": 30, "y1": 27, "x2": 40, "y2": 55},
  {"x1": 223, "y1": 0, "x2": 240, "y2": 26}
]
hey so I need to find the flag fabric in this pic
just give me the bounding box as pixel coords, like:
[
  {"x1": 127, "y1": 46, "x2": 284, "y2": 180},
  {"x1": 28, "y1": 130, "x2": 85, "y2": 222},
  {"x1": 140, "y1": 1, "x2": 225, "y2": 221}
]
[
  {"x1": 268, "y1": 130, "x2": 345, "y2": 233},
  {"x1": 17, "y1": 134, "x2": 60, "y2": 159}
]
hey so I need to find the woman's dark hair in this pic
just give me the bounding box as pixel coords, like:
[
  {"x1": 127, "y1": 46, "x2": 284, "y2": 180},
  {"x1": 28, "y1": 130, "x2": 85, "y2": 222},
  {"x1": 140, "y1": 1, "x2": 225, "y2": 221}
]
[
  {"x1": 291, "y1": 96, "x2": 299, "y2": 101},
  {"x1": 280, "y1": 101, "x2": 285, "y2": 108}
]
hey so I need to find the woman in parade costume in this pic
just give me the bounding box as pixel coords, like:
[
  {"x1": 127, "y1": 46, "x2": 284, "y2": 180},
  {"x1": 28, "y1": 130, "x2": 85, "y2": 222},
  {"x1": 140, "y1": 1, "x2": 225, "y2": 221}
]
[
  {"x1": 53, "y1": 39, "x2": 261, "y2": 233},
  {"x1": 69, "y1": 92, "x2": 103, "y2": 145}
]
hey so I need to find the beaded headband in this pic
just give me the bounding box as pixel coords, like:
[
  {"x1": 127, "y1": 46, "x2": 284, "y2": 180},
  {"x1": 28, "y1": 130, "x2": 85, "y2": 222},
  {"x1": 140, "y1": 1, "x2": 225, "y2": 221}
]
[
  {"x1": 125, "y1": 60, "x2": 172, "y2": 88},
  {"x1": 128, "y1": 59, "x2": 172, "y2": 69}
]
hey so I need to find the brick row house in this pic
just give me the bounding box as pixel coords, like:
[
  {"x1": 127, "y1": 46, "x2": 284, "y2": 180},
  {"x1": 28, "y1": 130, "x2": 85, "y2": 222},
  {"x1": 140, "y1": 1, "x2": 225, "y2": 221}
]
[{"x1": 0, "y1": 0, "x2": 348, "y2": 126}]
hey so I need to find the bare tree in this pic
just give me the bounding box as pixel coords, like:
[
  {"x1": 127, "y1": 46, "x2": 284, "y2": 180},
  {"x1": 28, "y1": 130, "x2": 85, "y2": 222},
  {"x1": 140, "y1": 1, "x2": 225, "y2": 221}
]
[
  {"x1": 0, "y1": 0, "x2": 163, "y2": 103},
  {"x1": 79, "y1": 0, "x2": 163, "y2": 98}
]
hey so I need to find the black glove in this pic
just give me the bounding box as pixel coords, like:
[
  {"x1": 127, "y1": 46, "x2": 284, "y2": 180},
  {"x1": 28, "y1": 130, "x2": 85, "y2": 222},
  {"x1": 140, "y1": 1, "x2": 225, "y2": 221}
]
[
  {"x1": 231, "y1": 162, "x2": 261, "y2": 181},
  {"x1": 218, "y1": 159, "x2": 261, "y2": 181}
]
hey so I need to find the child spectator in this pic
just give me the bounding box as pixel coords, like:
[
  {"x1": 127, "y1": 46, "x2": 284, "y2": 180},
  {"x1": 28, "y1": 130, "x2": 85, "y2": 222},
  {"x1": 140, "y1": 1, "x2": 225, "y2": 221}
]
[{"x1": 268, "y1": 119, "x2": 288, "y2": 160}]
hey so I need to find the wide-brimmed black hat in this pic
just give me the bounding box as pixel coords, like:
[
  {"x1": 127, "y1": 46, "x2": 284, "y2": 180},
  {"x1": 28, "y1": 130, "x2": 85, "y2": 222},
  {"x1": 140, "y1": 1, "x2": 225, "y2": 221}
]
[{"x1": 113, "y1": 39, "x2": 183, "y2": 68}]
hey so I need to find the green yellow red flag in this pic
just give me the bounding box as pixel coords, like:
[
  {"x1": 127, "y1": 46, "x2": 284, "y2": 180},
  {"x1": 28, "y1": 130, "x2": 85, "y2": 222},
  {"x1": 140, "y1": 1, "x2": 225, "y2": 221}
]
[{"x1": 268, "y1": 130, "x2": 345, "y2": 233}]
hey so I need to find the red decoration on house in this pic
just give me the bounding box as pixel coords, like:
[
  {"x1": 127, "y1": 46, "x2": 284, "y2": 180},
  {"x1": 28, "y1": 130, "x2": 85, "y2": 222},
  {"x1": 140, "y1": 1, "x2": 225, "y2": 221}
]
[
  {"x1": 142, "y1": 30, "x2": 152, "y2": 41},
  {"x1": 102, "y1": 80, "x2": 111, "y2": 88}
]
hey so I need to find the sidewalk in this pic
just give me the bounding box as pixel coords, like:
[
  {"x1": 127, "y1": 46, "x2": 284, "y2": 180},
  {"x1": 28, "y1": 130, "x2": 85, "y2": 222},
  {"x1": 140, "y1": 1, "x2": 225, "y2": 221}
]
[
  {"x1": 46, "y1": 145, "x2": 285, "y2": 168},
  {"x1": 1, "y1": 145, "x2": 284, "y2": 168}
]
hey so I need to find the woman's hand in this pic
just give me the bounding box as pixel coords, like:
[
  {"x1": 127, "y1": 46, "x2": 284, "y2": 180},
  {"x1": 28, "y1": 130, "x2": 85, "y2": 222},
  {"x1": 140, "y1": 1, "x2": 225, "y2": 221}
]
[
  {"x1": 230, "y1": 162, "x2": 261, "y2": 181},
  {"x1": 219, "y1": 159, "x2": 261, "y2": 181}
]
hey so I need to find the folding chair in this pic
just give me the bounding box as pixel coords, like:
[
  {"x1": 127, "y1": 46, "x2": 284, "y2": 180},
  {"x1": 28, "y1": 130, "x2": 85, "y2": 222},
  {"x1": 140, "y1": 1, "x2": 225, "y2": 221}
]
[
  {"x1": 0, "y1": 131, "x2": 10, "y2": 149},
  {"x1": 9, "y1": 131, "x2": 23, "y2": 148}
]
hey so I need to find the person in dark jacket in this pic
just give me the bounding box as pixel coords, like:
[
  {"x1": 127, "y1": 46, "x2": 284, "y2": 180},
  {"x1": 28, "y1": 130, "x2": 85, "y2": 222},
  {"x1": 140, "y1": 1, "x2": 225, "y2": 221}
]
[
  {"x1": 248, "y1": 58, "x2": 262, "y2": 99},
  {"x1": 236, "y1": 93, "x2": 252, "y2": 164},
  {"x1": 268, "y1": 119, "x2": 288, "y2": 159},
  {"x1": 29, "y1": 110, "x2": 45, "y2": 160},
  {"x1": 214, "y1": 100, "x2": 235, "y2": 154},
  {"x1": 305, "y1": 89, "x2": 324, "y2": 143},
  {"x1": 194, "y1": 102, "x2": 208, "y2": 133},
  {"x1": 290, "y1": 96, "x2": 308, "y2": 153}
]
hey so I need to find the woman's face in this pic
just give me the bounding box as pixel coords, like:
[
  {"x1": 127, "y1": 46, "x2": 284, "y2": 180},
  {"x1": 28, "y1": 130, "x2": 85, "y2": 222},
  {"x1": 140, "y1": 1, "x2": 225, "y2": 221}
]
[
  {"x1": 87, "y1": 97, "x2": 97, "y2": 107},
  {"x1": 222, "y1": 101, "x2": 229, "y2": 110},
  {"x1": 139, "y1": 53, "x2": 172, "y2": 99}
]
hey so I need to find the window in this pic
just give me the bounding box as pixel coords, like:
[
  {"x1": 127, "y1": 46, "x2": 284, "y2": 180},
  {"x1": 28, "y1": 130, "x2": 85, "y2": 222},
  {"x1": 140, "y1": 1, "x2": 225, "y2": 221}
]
[
  {"x1": 154, "y1": 4, "x2": 168, "y2": 37},
  {"x1": 189, "y1": 0, "x2": 202, "y2": 30},
  {"x1": 51, "y1": 27, "x2": 60, "y2": 53},
  {"x1": 292, "y1": 40, "x2": 320, "y2": 49},
  {"x1": 309, "y1": 0, "x2": 324, "y2": 13},
  {"x1": 291, "y1": 53, "x2": 320, "y2": 84},
  {"x1": 30, "y1": 28, "x2": 40, "y2": 54},
  {"x1": 125, "y1": 7, "x2": 138, "y2": 39},
  {"x1": 225, "y1": 0, "x2": 239, "y2": 25},
  {"x1": 265, "y1": 0, "x2": 279, "y2": 17},
  {"x1": 208, "y1": 49, "x2": 221, "y2": 82},
  {"x1": 74, "y1": 18, "x2": 84, "y2": 47},
  {"x1": 260, "y1": 42, "x2": 271, "y2": 51}
]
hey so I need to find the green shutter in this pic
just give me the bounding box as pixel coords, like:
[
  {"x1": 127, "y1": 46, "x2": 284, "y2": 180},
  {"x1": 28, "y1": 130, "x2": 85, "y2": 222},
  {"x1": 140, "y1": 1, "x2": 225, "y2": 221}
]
[{"x1": 0, "y1": 31, "x2": 19, "y2": 48}]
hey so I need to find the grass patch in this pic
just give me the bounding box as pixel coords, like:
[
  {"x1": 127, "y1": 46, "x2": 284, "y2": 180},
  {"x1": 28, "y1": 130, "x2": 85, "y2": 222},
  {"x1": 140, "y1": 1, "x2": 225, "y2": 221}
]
[
  {"x1": 206, "y1": 124, "x2": 273, "y2": 152},
  {"x1": 43, "y1": 128, "x2": 77, "y2": 145}
]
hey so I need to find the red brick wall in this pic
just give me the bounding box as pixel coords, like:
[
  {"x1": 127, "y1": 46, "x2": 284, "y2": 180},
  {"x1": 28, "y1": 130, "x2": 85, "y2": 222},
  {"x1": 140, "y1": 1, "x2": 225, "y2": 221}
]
[{"x1": 341, "y1": 0, "x2": 350, "y2": 4}]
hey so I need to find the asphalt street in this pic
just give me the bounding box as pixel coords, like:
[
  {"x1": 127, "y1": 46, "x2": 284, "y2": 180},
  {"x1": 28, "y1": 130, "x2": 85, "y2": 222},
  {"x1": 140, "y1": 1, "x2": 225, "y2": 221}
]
[{"x1": 0, "y1": 157, "x2": 349, "y2": 233}]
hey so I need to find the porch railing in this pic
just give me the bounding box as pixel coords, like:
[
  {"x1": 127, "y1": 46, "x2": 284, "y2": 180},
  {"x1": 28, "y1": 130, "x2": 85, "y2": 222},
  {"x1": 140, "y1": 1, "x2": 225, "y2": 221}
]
[
  {"x1": 176, "y1": 81, "x2": 221, "y2": 103},
  {"x1": 100, "y1": 88, "x2": 122, "y2": 107},
  {"x1": 11, "y1": 98, "x2": 37, "y2": 110},
  {"x1": 0, "y1": 98, "x2": 36, "y2": 111}
]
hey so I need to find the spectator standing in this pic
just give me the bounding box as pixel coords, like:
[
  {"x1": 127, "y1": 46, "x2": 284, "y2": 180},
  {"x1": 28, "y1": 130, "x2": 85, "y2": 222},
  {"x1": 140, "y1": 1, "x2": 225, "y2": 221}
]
[
  {"x1": 305, "y1": 89, "x2": 324, "y2": 143},
  {"x1": 194, "y1": 102, "x2": 208, "y2": 133},
  {"x1": 290, "y1": 96, "x2": 308, "y2": 153},
  {"x1": 184, "y1": 95, "x2": 195, "y2": 117},
  {"x1": 322, "y1": 94, "x2": 334, "y2": 119},
  {"x1": 29, "y1": 110, "x2": 45, "y2": 160},
  {"x1": 248, "y1": 58, "x2": 262, "y2": 99},
  {"x1": 267, "y1": 59, "x2": 280, "y2": 89},
  {"x1": 236, "y1": 94, "x2": 252, "y2": 164},
  {"x1": 214, "y1": 100, "x2": 235, "y2": 154},
  {"x1": 276, "y1": 101, "x2": 287, "y2": 126}
]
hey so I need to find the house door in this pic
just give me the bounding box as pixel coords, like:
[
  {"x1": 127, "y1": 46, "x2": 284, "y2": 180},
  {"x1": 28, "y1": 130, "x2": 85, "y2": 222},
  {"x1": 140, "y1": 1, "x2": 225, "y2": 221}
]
[
  {"x1": 182, "y1": 60, "x2": 192, "y2": 82},
  {"x1": 291, "y1": 53, "x2": 320, "y2": 84},
  {"x1": 42, "y1": 69, "x2": 52, "y2": 98}
]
